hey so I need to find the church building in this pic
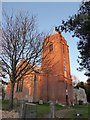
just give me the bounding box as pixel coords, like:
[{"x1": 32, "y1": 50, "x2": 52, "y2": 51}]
[{"x1": 6, "y1": 29, "x2": 73, "y2": 105}]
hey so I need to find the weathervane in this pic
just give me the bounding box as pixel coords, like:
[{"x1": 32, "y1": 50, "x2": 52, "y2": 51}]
[{"x1": 55, "y1": 26, "x2": 61, "y2": 34}]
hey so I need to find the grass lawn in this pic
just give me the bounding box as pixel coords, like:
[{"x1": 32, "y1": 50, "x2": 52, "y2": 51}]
[
  {"x1": 2, "y1": 99, "x2": 20, "y2": 111},
  {"x1": 2, "y1": 100, "x2": 90, "y2": 118},
  {"x1": 37, "y1": 103, "x2": 63, "y2": 117},
  {"x1": 2, "y1": 100, "x2": 63, "y2": 118},
  {"x1": 37, "y1": 103, "x2": 50, "y2": 117},
  {"x1": 65, "y1": 104, "x2": 90, "y2": 119}
]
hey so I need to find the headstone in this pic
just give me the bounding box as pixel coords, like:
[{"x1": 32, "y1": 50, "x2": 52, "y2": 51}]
[
  {"x1": 50, "y1": 101, "x2": 55, "y2": 118},
  {"x1": 28, "y1": 96, "x2": 33, "y2": 103},
  {"x1": 39, "y1": 100, "x2": 43, "y2": 104}
]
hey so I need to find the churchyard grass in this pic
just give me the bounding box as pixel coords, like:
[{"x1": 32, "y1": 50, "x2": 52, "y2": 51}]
[
  {"x1": 2, "y1": 99, "x2": 90, "y2": 118},
  {"x1": 2, "y1": 100, "x2": 63, "y2": 118},
  {"x1": 37, "y1": 103, "x2": 50, "y2": 117},
  {"x1": 2, "y1": 99, "x2": 11, "y2": 111},
  {"x1": 2, "y1": 99, "x2": 20, "y2": 111},
  {"x1": 37, "y1": 103, "x2": 63, "y2": 117},
  {"x1": 65, "y1": 104, "x2": 90, "y2": 118},
  {"x1": 55, "y1": 103, "x2": 64, "y2": 110}
]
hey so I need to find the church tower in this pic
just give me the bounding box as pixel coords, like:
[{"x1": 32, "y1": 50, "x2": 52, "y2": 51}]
[{"x1": 40, "y1": 28, "x2": 73, "y2": 105}]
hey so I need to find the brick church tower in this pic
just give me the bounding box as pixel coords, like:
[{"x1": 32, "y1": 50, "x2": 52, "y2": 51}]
[{"x1": 40, "y1": 29, "x2": 73, "y2": 105}]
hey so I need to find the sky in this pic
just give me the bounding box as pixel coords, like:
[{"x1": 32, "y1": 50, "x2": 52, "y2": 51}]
[
  {"x1": 1, "y1": 1, "x2": 88, "y2": 82},
  {"x1": 1, "y1": 0, "x2": 83, "y2": 2}
]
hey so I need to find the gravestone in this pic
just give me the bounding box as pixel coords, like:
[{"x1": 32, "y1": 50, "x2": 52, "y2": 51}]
[
  {"x1": 39, "y1": 100, "x2": 43, "y2": 104},
  {"x1": 50, "y1": 101, "x2": 56, "y2": 118}
]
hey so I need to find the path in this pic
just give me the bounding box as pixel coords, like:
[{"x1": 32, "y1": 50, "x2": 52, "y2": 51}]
[
  {"x1": 1, "y1": 108, "x2": 74, "y2": 118},
  {"x1": 1, "y1": 110, "x2": 19, "y2": 118},
  {"x1": 55, "y1": 108, "x2": 74, "y2": 118},
  {"x1": 44, "y1": 108, "x2": 74, "y2": 118}
]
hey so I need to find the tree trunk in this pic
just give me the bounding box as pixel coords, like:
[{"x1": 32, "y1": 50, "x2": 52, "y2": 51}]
[
  {"x1": 33, "y1": 73, "x2": 37, "y2": 103},
  {"x1": 9, "y1": 82, "x2": 15, "y2": 110}
]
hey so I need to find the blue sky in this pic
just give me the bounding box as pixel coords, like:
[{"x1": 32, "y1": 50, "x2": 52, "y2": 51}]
[{"x1": 2, "y1": 2, "x2": 88, "y2": 82}]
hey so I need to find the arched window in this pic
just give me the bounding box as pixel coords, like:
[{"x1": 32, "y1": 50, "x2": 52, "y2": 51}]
[{"x1": 16, "y1": 79, "x2": 23, "y2": 92}]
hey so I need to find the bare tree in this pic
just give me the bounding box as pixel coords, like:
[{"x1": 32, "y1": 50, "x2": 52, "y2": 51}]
[{"x1": 1, "y1": 11, "x2": 45, "y2": 109}]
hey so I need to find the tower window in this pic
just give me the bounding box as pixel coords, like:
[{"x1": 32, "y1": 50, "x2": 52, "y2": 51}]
[{"x1": 49, "y1": 44, "x2": 53, "y2": 52}]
